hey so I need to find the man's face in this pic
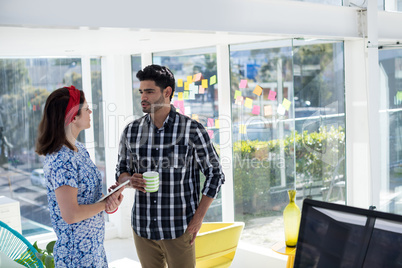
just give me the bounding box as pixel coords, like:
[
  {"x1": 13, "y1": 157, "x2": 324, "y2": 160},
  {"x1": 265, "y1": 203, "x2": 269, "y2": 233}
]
[{"x1": 139, "y1": 80, "x2": 168, "y2": 114}]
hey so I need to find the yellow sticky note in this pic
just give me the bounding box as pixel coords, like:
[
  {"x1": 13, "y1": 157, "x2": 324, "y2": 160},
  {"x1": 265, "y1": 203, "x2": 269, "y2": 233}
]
[
  {"x1": 282, "y1": 98, "x2": 291, "y2": 111},
  {"x1": 184, "y1": 82, "x2": 189, "y2": 91},
  {"x1": 187, "y1": 76, "x2": 193, "y2": 84},
  {"x1": 239, "y1": 124, "x2": 247, "y2": 134},
  {"x1": 234, "y1": 90, "x2": 242, "y2": 99},
  {"x1": 215, "y1": 119, "x2": 220, "y2": 129},
  {"x1": 245, "y1": 98, "x2": 253, "y2": 108},
  {"x1": 202, "y1": 79, "x2": 208, "y2": 89},
  {"x1": 253, "y1": 85, "x2": 263, "y2": 96},
  {"x1": 177, "y1": 79, "x2": 183, "y2": 87},
  {"x1": 178, "y1": 92, "x2": 183, "y2": 100},
  {"x1": 192, "y1": 114, "x2": 199, "y2": 122},
  {"x1": 210, "y1": 75, "x2": 217, "y2": 85}
]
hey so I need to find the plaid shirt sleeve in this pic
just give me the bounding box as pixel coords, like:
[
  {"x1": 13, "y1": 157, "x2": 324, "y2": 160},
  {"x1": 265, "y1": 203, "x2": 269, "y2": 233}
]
[
  {"x1": 115, "y1": 125, "x2": 134, "y2": 180},
  {"x1": 193, "y1": 122, "x2": 225, "y2": 199}
]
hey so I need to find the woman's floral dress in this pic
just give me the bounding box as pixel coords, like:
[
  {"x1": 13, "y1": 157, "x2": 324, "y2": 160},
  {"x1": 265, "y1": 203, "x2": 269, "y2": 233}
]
[{"x1": 44, "y1": 142, "x2": 107, "y2": 268}]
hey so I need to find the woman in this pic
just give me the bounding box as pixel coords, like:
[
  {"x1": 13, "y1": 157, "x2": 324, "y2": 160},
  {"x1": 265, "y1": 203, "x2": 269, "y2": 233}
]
[{"x1": 36, "y1": 86, "x2": 124, "y2": 267}]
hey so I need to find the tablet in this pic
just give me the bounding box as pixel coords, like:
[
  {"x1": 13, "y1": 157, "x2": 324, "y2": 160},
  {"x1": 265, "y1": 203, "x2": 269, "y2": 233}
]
[{"x1": 96, "y1": 180, "x2": 130, "y2": 203}]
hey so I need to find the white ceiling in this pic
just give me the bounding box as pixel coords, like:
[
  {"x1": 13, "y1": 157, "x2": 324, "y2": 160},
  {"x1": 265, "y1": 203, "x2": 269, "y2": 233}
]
[{"x1": 0, "y1": 26, "x2": 284, "y2": 57}]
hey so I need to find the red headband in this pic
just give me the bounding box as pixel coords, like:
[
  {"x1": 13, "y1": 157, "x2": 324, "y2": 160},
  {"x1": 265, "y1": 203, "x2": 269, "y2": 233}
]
[{"x1": 64, "y1": 85, "x2": 81, "y2": 126}]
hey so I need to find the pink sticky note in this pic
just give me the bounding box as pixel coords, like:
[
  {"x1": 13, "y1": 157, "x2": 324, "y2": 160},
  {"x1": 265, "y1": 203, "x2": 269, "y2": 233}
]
[
  {"x1": 239, "y1": 79, "x2": 248, "y2": 89},
  {"x1": 235, "y1": 96, "x2": 244, "y2": 105},
  {"x1": 268, "y1": 90, "x2": 277, "y2": 101},
  {"x1": 207, "y1": 118, "x2": 214, "y2": 127},
  {"x1": 207, "y1": 130, "x2": 214, "y2": 139},
  {"x1": 252, "y1": 105, "x2": 260, "y2": 115},
  {"x1": 198, "y1": 86, "x2": 205, "y2": 94}
]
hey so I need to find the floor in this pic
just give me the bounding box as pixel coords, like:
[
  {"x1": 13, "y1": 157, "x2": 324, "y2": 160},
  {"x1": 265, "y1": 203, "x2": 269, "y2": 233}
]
[{"x1": 105, "y1": 235, "x2": 142, "y2": 268}]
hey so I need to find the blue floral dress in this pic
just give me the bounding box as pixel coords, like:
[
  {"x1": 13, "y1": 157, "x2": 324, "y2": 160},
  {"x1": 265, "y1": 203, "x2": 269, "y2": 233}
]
[{"x1": 44, "y1": 142, "x2": 107, "y2": 268}]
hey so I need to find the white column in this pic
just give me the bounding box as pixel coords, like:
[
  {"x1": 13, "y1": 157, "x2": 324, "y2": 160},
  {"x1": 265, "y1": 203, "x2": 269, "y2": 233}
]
[
  {"x1": 216, "y1": 44, "x2": 235, "y2": 222},
  {"x1": 367, "y1": 0, "x2": 381, "y2": 208},
  {"x1": 101, "y1": 54, "x2": 135, "y2": 238},
  {"x1": 344, "y1": 40, "x2": 372, "y2": 208},
  {"x1": 81, "y1": 56, "x2": 96, "y2": 162}
]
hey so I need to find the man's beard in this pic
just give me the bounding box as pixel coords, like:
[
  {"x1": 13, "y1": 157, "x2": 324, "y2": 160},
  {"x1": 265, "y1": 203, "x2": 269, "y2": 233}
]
[{"x1": 142, "y1": 94, "x2": 167, "y2": 113}]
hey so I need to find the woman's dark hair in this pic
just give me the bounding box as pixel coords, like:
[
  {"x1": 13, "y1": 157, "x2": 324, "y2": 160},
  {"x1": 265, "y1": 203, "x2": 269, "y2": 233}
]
[
  {"x1": 136, "y1": 64, "x2": 175, "y2": 101},
  {"x1": 35, "y1": 87, "x2": 85, "y2": 155}
]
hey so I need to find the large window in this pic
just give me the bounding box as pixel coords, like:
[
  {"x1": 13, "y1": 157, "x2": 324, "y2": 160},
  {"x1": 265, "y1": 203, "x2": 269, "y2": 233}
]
[
  {"x1": 153, "y1": 48, "x2": 222, "y2": 221},
  {"x1": 0, "y1": 58, "x2": 106, "y2": 236},
  {"x1": 379, "y1": 48, "x2": 402, "y2": 214},
  {"x1": 229, "y1": 39, "x2": 346, "y2": 248}
]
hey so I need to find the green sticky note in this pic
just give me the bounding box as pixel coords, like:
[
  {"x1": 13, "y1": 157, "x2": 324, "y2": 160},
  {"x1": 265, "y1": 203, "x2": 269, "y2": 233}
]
[
  {"x1": 234, "y1": 90, "x2": 242, "y2": 99},
  {"x1": 210, "y1": 75, "x2": 217, "y2": 85},
  {"x1": 282, "y1": 98, "x2": 291, "y2": 111}
]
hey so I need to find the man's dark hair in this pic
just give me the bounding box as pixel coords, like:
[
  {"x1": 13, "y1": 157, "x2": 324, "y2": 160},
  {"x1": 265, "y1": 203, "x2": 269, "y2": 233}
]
[{"x1": 136, "y1": 64, "x2": 175, "y2": 101}]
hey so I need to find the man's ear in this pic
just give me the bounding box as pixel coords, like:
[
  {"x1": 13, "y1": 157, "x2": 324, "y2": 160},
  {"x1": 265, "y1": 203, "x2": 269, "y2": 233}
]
[{"x1": 164, "y1": 86, "x2": 172, "y2": 99}]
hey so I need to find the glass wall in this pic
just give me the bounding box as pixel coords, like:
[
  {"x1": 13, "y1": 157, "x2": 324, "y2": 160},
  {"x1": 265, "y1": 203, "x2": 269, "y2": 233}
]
[
  {"x1": 379, "y1": 48, "x2": 402, "y2": 214},
  {"x1": 131, "y1": 55, "x2": 143, "y2": 118},
  {"x1": 229, "y1": 39, "x2": 346, "y2": 248},
  {"x1": 0, "y1": 58, "x2": 82, "y2": 235},
  {"x1": 0, "y1": 58, "x2": 106, "y2": 236},
  {"x1": 153, "y1": 47, "x2": 222, "y2": 221}
]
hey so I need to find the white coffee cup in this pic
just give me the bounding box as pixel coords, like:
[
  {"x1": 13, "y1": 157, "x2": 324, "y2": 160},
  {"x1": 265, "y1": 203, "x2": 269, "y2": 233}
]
[{"x1": 143, "y1": 171, "x2": 159, "y2": 192}]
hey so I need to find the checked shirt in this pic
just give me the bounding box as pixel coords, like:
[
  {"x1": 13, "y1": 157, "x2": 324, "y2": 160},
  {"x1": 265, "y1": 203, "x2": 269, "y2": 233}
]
[{"x1": 116, "y1": 105, "x2": 225, "y2": 240}]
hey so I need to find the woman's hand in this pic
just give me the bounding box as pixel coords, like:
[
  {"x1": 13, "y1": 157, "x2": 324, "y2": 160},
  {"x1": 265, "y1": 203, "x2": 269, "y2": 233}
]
[{"x1": 105, "y1": 184, "x2": 125, "y2": 213}]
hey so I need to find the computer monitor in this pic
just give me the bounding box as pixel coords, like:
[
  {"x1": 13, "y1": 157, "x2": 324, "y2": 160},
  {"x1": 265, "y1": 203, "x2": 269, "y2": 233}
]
[{"x1": 294, "y1": 199, "x2": 402, "y2": 268}]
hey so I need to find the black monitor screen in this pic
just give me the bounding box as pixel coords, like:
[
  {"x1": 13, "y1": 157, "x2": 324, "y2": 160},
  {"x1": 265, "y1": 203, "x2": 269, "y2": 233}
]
[{"x1": 294, "y1": 199, "x2": 402, "y2": 268}]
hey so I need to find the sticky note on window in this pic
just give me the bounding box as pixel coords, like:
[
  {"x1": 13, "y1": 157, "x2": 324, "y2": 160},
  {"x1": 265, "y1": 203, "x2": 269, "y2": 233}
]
[
  {"x1": 207, "y1": 118, "x2": 214, "y2": 127},
  {"x1": 187, "y1": 76, "x2": 193, "y2": 84},
  {"x1": 245, "y1": 98, "x2": 253, "y2": 108},
  {"x1": 185, "y1": 106, "x2": 192, "y2": 115},
  {"x1": 192, "y1": 114, "x2": 199, "y2": 121},
  {"x1": 397, "y1": 91, "x2": 402, "y2": 101},
  {"x1": 189, "y1": 90, "x2": 196, "y2": 100},
  {"x1": 253, "y1": 85, "x2": 263, "y2": 96},
  {"x1": 177, "y1": 79, "x2": 183, "y2": 87},
  {"x1": 178, "y1": 92, "x2": 183, "y2": 100},
  {"x1": 268, "y1": 90, "x2": 277, "y2": 101},
  {"x1": 210, "y1": 75, "x2": 217, "y2": 85},
  {"x1": 239, "y1": 124, "x2": 247, "y2": 134},
  {"x1": 184, "y1": 82, "x2": 189, "y2": 91},
  {"x1": 198, "y1": 86, "x2": 205, "y2": 94},
  {"x1": 239, "y1": 79, "x2": 248, "y2": 89},
  {"x1": 235, "y1": 96, "x2": 244, "y2": 105},
  {"x1": 193, "y1": 73, "x2": 202, "y2": 82},
  {"x1": 264, "y1": 105, "x2": 272, "y2": 116},
  {"x1": 234, "y1": 90, "x2": 242, "y2": 100},
  {"x1": 215, "y1": 119, "x2": 220, "y2": 128},
  {"x1": 183, "y1": 91, "x2": 189, "y2": 100},
  {"x1": 202, "y1": 79, "x2": 208, "y2": 89},
  {"x1": 252, "y1": 105, "x2": 260, "y2": 115},
  {"x1": 189, "y1": 83, "x2": 198, "y2": 92},
  {"x1": 207, "y1": 129, "x2": 214, "y2": 139},
  {"x1": 282, "y1": 98, "x2": 291, "y2": 111},
  {"x1": 277, "y1": 104, "x2": 286, "y2": 115}
]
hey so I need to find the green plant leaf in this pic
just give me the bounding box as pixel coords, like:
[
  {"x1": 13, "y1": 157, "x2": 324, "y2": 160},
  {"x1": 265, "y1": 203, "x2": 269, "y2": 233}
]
[
  {"x1": 46, "y1": 241, "x2": 56, "y2": 254},
  {"x1": 45, "y1": 255, "x2": 54, "y2": 268}
]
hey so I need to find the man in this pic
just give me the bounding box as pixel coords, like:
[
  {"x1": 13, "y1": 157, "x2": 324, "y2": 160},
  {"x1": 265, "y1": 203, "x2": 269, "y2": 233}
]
[{"x1": 116, "y1": 64, "x2": 225, "y2": 268}]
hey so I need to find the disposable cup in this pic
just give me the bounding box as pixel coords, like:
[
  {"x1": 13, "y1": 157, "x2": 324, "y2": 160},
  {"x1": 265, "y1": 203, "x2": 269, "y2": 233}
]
[{"x1": 143, "y1": 171, "x2": 159, "y2": 192}]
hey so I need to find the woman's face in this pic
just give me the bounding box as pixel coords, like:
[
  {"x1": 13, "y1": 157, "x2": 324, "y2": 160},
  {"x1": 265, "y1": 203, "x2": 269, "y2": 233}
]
[{"x1": 74, "y1": 100, "x2": 92, "y2": 130}]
